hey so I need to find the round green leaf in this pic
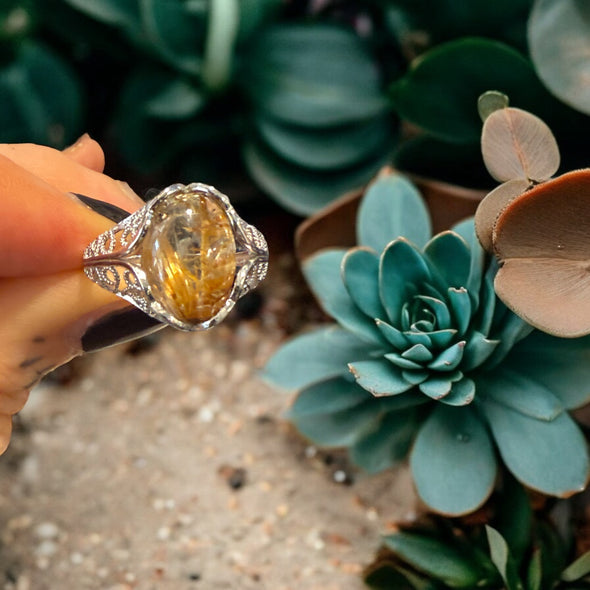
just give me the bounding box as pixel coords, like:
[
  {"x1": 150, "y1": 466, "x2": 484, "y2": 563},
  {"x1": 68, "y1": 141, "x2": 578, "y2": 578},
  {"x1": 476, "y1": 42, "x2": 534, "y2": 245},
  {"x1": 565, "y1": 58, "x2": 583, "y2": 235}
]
[
  {"x1": 411, "y1": 405, "x2": 497, "y2": 515},
  {"x1": 482, "y1": 398, "x2": 589, "y2": 496},
  {"x1": 391, "y1": 38, "x2": 558, "y2": 143},
  {"x1": 528, "y1": 0, "x2": 590, "y2": 116}
]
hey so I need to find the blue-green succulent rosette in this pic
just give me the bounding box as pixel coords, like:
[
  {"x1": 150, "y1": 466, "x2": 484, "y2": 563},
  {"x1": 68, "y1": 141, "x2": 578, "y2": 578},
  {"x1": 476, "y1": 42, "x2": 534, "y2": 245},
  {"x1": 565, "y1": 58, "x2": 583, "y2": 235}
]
[{"x1": 264, "y1": 173, "x2": 590, "y2": 516}]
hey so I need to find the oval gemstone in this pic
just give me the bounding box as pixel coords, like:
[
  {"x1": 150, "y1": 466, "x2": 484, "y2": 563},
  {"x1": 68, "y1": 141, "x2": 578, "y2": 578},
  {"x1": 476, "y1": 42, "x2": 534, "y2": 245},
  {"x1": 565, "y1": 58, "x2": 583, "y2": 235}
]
[{"x1": 142, "y1": 192, "x2": 237, "y2": 324}]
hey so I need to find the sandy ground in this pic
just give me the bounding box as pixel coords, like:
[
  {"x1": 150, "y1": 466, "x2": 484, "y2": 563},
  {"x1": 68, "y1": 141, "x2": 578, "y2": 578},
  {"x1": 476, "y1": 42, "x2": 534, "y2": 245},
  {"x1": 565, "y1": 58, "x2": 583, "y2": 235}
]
[{"x1": 0, "y1": 245, "x2": 417, "y2": 590}]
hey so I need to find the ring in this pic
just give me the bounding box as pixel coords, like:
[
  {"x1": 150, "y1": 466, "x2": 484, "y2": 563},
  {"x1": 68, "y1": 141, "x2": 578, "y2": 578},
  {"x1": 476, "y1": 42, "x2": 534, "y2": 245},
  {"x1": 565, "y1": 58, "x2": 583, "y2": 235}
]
[{"x1": 83, "y1": 183, "x2": 268, "y2": 331}]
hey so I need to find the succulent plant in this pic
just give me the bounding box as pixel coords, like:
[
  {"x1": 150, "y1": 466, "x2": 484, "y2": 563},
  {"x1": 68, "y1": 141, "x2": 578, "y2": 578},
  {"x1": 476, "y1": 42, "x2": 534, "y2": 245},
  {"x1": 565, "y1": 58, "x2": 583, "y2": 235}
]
[
  {"x1": 239, "y1": 21, "x2": 397, "y2": 215},
  {"x1": 365, "y1": 479, "x2": 590, "y2": 590},
  {"x1": 265, "y1": 168, "x2": 590, "y2": 515}
]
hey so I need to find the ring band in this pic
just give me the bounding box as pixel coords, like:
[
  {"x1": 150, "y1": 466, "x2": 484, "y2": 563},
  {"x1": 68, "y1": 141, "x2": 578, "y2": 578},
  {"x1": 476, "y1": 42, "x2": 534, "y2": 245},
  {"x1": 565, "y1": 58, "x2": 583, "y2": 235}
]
[{"x1": 83, "y1": 183, "x2": 268, "y2": 331}]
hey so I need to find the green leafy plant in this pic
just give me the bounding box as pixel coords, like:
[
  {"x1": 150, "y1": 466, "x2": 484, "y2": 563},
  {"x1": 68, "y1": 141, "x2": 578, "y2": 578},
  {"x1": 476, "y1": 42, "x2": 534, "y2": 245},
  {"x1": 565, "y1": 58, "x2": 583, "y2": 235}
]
[
  {"x1": 264, "y1": 165, "x2": 590, "y2": 515},
  {"x1": 239, "y1": 22, "x2": 397, "y2": 215},
  {"x1": 365, "y1": 480, "x2": 590, "y2": 590}
]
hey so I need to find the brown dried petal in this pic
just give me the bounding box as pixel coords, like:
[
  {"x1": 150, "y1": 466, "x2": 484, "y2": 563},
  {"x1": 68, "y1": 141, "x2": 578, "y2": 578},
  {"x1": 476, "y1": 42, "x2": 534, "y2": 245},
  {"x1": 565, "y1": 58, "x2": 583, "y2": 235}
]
[
  {"x1": 481, "y1": 107, "x2": 560, "y2": 183},
  {"x1": 475, "y1": 179, "x2": 530, "y2": 252},
  {"x1": 493, "y1": 169, "x2": 590, "y2": 337}
]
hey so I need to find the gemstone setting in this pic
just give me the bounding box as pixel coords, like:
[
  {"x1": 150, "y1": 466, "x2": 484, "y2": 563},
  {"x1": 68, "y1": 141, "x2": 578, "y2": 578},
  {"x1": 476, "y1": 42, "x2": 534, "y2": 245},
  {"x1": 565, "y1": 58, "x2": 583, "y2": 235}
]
[{"x1": 83, "y1": 183, "x2": 268, "y2": 331}]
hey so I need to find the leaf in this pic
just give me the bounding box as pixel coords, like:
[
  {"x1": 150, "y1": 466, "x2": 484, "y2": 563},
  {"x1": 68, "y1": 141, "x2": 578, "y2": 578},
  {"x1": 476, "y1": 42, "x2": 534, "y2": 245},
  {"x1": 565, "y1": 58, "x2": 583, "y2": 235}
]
[
  {"x1": 379, "y1": 239, "x2": 432, "y2": 325},
  {"x1": 291, "y1": 398, "x2": 382, "y2": 448},
  {"x1": 342, "y1": 248, "x2": 387, "y2": 319},
  {"x1": 495, "y1": 475, "x2": 533, "y2": 564},
  {"x1": 201, "y1": 0, "x2": 239, "y2": 90},
  {"x1": 349, "y1": 359, "x2": 414, "y2": 397},
  {"x1": 481, "y1": 398, "x2": 590, "y2": 497},
  {"x1": 350, "y1": 409, "x2": 418, "y2": 473},
  {"x1": 303, "y1": 249, "x2": 386, "y2": 346},
  {"x1": 241, "y1": 23, "x2": 388, "y2": 127},
  {"x1": 423, "y1": 232, "x2": 471, "y2": 290},
  {"x1": 144, "y1": 78, "x2": 206, "y2": 119},
  {"x1": 357, "y1": 172, "x2": 432, "y2": 252},
  {"x1": 263, "y1": 327, "x2": 373, "y2": 390},
  {"x1": 364, "y1": 561, "x2": 417, "y2": 590},
  {"x1": 527, "y1": 550, "x2": 542, "y2": 590},
  {"x1": 478, "y1": 90, "x2": 510, "y2": 122},
  {"x1": 504, "y1": 331, "x2": 590, "y2": 410},
  {"x1": 242, "y1": 137, "x2": 389, "y2": 215},
  {"x1": 410, "y1": 405, "x2": 497, "y2": 515},
  {"x1": 391, "y1": 38, "x2": 556, "y2": 143},
  {"x1": 481, "y1": 107, "x2": 560, "y2": 182},
  {"x1": 236, "y1": 0, "x2": 282, "y2": 42},
  {"x1": 528, "y1": 0, "x2": 590, "y2": 116},
  {"x1": 493, "y1": 169, "x2": 590, "y2": 337},
  {"x1": 255, "y1": 114, "x2": 394, "y2": 171},
  {"x1": 474, "y1": 179, "x2": 529, "y2": 252},
  {"x1": 287, "y1": 377, "x2": 373, "y2": 418},
  {"x1": 139, "y1": 0, "x2": 205, "y2": 74},
  {"x1": 383, "y1": 531, "x2": 483, "y2": 587},
  {"x1": 485, "y1": 526, "x2": 524, "y2": 590},
  {"x1": 475, "y1": 367, "x2": 564, "y2": 421},
  {"x1": 562, "y1": 551, "x2": 590, "y2": 582}
]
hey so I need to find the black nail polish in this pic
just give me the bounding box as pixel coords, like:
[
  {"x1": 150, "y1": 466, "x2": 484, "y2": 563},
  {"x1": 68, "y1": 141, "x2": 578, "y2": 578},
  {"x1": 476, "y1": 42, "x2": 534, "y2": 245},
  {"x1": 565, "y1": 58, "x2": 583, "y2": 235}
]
[
  {"x1": 72, "y1": 193, "x2": 131, "y2": 223},
  {"x1": 82, "y1": 307, "x2": 166, "y2": 353}
]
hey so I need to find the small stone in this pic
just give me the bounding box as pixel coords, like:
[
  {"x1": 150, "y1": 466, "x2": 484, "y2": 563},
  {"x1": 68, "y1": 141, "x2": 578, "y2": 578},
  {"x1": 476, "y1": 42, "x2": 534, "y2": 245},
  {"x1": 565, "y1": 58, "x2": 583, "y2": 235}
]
[
  {"x1": 35, "y1": 522, "x2": 60, "y2": 539},
  {"x1": 143, "y1": 192, "x2": 236, "y2": 324},
  {"x1": 35, "y1": 540, "x2": 58, "y2": 557},
  {"x1": 70, "y1": 552, "x2": 84, "y2": 565},
  {"x1": 218, "y1": 465, "x2": 247, "y2": 490}
]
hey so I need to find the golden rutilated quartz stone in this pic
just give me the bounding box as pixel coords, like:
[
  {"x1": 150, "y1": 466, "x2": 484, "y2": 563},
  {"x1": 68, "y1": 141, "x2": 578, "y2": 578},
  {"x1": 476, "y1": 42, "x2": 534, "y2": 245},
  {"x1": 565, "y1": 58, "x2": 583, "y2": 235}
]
[{"x1": 142, "y1": 193, "x2": 237, "y2": 324}]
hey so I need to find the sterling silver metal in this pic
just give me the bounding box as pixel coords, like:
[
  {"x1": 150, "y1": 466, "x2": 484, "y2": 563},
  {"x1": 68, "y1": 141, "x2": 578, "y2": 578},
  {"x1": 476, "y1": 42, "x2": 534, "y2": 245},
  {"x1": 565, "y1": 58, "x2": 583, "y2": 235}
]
[{"x1": 83, "y1": 183, "x2": 268, "y2": 331}]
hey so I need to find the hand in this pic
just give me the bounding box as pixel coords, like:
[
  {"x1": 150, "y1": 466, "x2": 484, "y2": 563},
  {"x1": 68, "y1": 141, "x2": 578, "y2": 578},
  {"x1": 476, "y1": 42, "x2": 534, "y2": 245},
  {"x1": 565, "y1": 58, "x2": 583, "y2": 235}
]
[{"x1": 0, "y1": 135, "x2": 155, "y2": 453}]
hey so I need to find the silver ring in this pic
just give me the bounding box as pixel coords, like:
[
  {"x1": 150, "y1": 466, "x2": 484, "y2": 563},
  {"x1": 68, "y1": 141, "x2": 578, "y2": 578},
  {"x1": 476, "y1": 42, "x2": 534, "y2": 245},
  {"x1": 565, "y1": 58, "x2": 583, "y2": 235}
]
[{"x1": 83, "y1": 183, "x2": 268, "y2": 331}]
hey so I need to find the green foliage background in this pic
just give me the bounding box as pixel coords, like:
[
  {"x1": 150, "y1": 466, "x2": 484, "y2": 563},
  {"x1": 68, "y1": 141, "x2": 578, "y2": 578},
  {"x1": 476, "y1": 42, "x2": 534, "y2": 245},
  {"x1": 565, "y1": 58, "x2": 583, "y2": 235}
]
[{"x1": 2, "y1": 0, "x2": 590, "y2": 212}]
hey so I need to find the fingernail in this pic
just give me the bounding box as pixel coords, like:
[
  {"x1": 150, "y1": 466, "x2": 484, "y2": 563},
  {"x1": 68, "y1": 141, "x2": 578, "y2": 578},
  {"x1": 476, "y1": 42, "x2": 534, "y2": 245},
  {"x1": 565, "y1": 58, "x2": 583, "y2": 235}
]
[
  {"x1": 64, "y1": 133, "x2": 91, "y2": 153},
  {"x1": 72, "y1": 193, "x2": 131, "y2": 223},
  {"x1": 82, "y1": 307, "x2": 165, "y2": 353}
]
